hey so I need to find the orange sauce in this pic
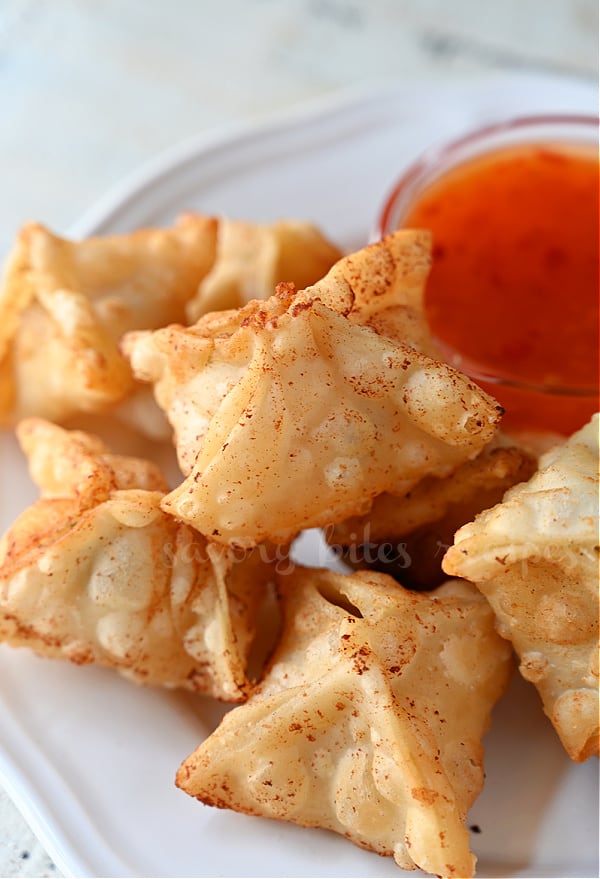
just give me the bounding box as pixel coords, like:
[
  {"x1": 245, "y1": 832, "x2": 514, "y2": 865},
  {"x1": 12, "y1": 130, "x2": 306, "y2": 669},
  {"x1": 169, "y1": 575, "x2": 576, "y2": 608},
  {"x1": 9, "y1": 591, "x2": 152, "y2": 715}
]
[{"x1": 403, "y1": 143, "x2": 599, "y2": 434}]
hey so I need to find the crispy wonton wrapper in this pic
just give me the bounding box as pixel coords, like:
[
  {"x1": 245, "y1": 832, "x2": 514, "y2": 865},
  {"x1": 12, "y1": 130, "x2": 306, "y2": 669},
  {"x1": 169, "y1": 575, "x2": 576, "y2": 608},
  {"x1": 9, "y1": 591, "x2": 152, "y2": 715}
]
[
  {"x1": 186, "y1": 219, "x2": 343, "y2": 322},
  {"x1": 443, "y1": 414, "x2": 599, "y2": 761},
  {"x1": 300, "y1": 227, "x2": 437, "y2": 354},
  {"x1": 177, "y1": 567, "x2": 513, "y2": 878},
  {"x1": 0, "y1": 419, "x2": 274, "y2": 699},
  {"x1": 124, "y1": 233, "x2": 502, "y2": 547},
  {"x1": 0, "y1": 215, "x2": 218, "y2": 427},
  {"x1": 328, "y1": 441, "x2": 536, "y2": 588}
]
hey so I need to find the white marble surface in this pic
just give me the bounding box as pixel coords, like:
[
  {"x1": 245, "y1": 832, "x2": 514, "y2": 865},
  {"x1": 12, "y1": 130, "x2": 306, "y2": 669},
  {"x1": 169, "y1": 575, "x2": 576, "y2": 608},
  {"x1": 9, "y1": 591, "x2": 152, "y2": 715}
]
[{"x1": 0, "y1": 1, "x2": 597, "y2": 876}]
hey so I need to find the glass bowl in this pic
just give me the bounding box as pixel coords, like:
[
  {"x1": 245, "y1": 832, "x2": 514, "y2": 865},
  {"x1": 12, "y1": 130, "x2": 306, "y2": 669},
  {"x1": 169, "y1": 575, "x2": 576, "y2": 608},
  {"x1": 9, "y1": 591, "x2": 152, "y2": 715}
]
[{"x1": 375, "y1": 115, "x2": 599, "y2": 436}]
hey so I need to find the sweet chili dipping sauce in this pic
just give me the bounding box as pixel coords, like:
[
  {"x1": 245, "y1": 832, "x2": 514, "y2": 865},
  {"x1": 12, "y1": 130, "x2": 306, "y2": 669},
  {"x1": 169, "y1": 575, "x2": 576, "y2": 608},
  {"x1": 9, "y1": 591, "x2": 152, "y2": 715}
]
[{"x1": 386, "y1": 118, "x2": 599, "y2": 435}]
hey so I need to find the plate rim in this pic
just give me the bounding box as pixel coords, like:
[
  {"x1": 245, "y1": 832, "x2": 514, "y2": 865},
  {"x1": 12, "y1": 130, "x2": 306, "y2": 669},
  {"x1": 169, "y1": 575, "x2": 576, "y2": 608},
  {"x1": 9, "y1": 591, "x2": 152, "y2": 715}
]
[{"x1": 68, "y1": 69, "x2": 597, "y2": 239}]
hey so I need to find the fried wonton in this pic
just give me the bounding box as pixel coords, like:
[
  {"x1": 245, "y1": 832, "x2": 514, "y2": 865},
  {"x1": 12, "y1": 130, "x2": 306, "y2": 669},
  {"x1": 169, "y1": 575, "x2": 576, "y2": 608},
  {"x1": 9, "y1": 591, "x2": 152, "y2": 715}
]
[
  {"x1": 328, "y1": 441, "x2": 536, "y2": 589},
  {"x1": 177, "y1": 567, "x2": 512, "y2": 878},
  {"x1": 443, "y1": 414, "x2": 600, "y2": 761},
  {"x1": 0, "y1": 418, "x2": 274, "y2": 699},
  {"x1": 301, "y1": 228, "x2": 437, "y2": 354},
  {"x1": 124, "y1": 234, "x2": 502, "y2": 548},
  {"x1": 0, "y1": 215, "x2": 218, "y2": 426},
  {"x1": 186, "y1": 219, "x2": 343, "y2": 322}
]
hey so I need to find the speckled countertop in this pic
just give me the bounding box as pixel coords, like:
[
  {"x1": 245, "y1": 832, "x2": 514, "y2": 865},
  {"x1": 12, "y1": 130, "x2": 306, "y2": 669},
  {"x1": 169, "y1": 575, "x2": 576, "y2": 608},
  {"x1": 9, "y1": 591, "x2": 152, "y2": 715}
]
[{"x1": 0, "y1": 0, "x2": 597, "y2": 876}]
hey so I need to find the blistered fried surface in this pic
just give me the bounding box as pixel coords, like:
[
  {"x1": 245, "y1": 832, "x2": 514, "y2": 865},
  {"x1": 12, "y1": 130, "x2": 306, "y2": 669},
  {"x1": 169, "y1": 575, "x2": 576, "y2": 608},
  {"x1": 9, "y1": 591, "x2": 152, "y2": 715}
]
[
  {"x1": 125, "y1": 235, "x2": 502, "y2": 547},
  {"x1": 177, "y1": 567, "x2": 512, "y2": 878},
  {"x1": 0, "y1": 215, "x2": 218, "y2": 425},
  {"x1": 330, "y1": 442, "x2": 536, "y2": 545},
  {"x1": 186, "y1": 219, "x2": 342, "y2": 322},
  {"x1": 0, "y1": 419, "x2": 273, "y2": 698},
  {"x1": 444, "y1": 414, "x2": 599, "y2": 761},
  {"x1": 304, "y1": 229, "x2": 436, "y2": 353}
]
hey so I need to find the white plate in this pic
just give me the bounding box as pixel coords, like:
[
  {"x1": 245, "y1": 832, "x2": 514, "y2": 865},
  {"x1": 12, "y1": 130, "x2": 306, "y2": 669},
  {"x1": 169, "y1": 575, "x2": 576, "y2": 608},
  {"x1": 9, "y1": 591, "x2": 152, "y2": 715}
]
[{"x1": 1, "y1": 73, "x2": 598, "y2": 879}]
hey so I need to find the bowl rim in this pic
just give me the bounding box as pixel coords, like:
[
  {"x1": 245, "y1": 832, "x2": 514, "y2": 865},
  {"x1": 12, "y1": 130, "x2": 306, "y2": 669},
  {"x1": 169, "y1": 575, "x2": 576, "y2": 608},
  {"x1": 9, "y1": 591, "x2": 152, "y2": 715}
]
[{"x1": 376, "y1": 112, "x2": 600, "y2": 240}]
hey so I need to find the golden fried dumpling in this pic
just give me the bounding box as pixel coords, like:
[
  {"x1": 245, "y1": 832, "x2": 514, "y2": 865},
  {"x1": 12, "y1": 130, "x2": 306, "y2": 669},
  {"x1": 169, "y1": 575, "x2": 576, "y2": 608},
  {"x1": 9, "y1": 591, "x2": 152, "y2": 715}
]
[
  {"x1": 125, "y1": 236, "x2": 502, "y2": 548},
  {"x1": 177, "y1": 567, "x2": 512, "y2": 878},
  {"x1": 443, "y1": 414, "x2": 599, "y2": 761},
  {"x1": 330, "y1": 441, "x2": 535, "y2": 547},
  {"x1": 0, "y1": 215, "x2": 218, "y2": 426},
  {"x1": 0, "y1": 419, "x2": 273, "y2": 698},
  {"x1": 302, "y1": 228, "x2": 436, "y2": 354},
  {"x1": 328, "y1": 441, "x2": 536, "y2": 588},
  {"x1": 186, "y1": 218, "x2": 343, "y2": 322}
]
